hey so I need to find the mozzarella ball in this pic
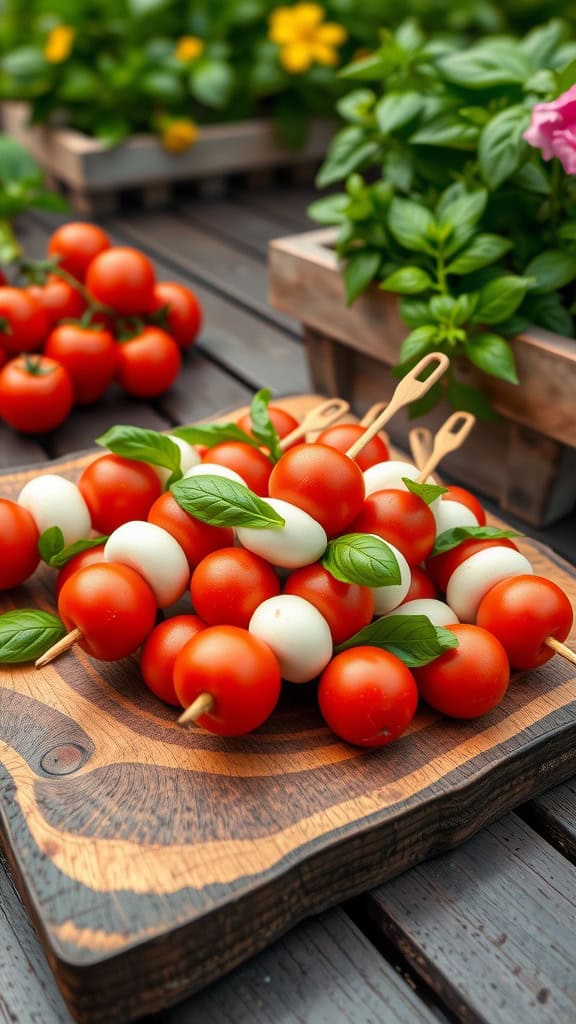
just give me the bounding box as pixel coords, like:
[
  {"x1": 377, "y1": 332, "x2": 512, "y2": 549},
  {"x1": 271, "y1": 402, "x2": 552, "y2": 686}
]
[
  {"x1": 249, "y1": 595, "x2": 333, "y2": 683},
  {"x1": 18, "y1": 474, "x2": 91, "y2": 545},
  {"x1": 184, "y1": 463, "x2": 247, "y2": 486},
  {"x1": 237, "y1": 498, "x2": 327, "y2": 569},
  {"x1": 152, "y1": 435, "x2": 201, "y2": 487},
  {"x1": 364, "y1": 460, "x2": 436, "y2": 497},
  {"x1": 371, "y1": 540, "x2": 412, "y2": 614},
  {"x1": 432, "y1": 499, "x2": 478, "y2": 534},
  {"x1": 104, "y1": 520, "x2": 190, "y2": 607},
  {"x1": 385, "y1": 598, "x2": 459, "y2": 626},
  {"x1": 446, "y1": 547, "x2": 534, "y2": 623}
]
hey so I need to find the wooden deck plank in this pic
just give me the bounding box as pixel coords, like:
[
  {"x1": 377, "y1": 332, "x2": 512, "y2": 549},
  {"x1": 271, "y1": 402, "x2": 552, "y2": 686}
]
[
  {"x1": 0, "y1": 426, "x2": 47, "y2": 469},
  {"x1": 522, "y1": 780, "x2": 576, "y2": 863},
  {"x1": 241, "y1": 187, "x2": 317, "y2": 232},
  {"x1": 156, "y1": 347, "x2": 253, "y2": 425},
  {"x1": 175, "y1": 197, "x2": 288, "y2": 260}
]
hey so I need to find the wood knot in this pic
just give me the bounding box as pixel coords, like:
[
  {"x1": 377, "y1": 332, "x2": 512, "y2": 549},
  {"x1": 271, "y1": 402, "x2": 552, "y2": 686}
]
[{"x1": 40, "y1": 744, "x2": 87, "y2": 776}]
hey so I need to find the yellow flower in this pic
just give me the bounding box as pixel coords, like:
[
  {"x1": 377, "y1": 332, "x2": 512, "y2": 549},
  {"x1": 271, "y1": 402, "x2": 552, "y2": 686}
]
[
  {"x1": 269, "y1": 3, "x2": 347, "y2": 74},
  {"x1": 44, "y1": 25, "x2": 75, "y2": 64},
  {"x1": 175, "y1": 36, "x2": 204, "y2": 62},
  {"x1": 161, "y1": 119, "x2": 199, "y2": 153}
]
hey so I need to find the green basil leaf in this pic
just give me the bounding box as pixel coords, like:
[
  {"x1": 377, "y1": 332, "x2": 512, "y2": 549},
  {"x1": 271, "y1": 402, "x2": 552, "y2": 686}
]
[
  {"x1": 0, "y1": 609, "x2": 66, "y2": 664},
  {"x1": 524, "y1": 249, "x2": 576, "y2": 294},
  {"x1": 402, "y1": 478, "x2": 449, "y2": 504},
  {"x1": 307, "y1": 193, "x2": 349, "y2": 225},
  {"x1": 322, "y1": 533, "x2": 400, "y2": 587},
  {"x1": 399, "y1": 298, "x2": 431, "y2": 327},
  {"x1": 316, "y1": 127, "x2": 380, "y2": 188},
  {"x1": 339, "y1": 51, "x2": 395, "y2": 81},
  {"x1": 170, "y1": 475, "x2": 284, "y2": 529},
  {"x1": 478, "y1": 105, "x2": 531, "y2": 190},
  {"x1": 190, "y1": 57, "x2": 234, "y2": 109},
  {"x1": 38, "y1": 526, "x2": 65, "y2": 564},
  {"x1": 336, "y1": 614, "x2": 458, "y2": 667},
  {"x1": 557, "y1": 55, "x2": 576, "y2": 93},
  {"x1": 446, "y1": 234, "x2": 512, "y2": 275},
  {"x1": 473, "y1": 276, "x2": 533, "y2": 325},
  {"x1": 248, "y1": 388, "x2": 281, "y2": 462},
  {"x1": 524, "y1": 292, "x2": 574, "y2": 336},
  {"x1": 437, "y1": 188, "x2": 487, "y2": 247},
  {"x1": 520, "y1": 20, "x2": 567, "y2": 69},
  {"x1": 336, "y1": 88, "x2": 376, "y2": 124},
  {"x1": 48, "y1": 537, "x2": 108, "y2": 570},
  {"x1": 344, "y1": 249, "x2": 381, "y2": 304},
  {"x1": 387, "y1": 198, "x2": 436, "y2": 253},
  {"x1": 431, "y1": 526, "x2": 520, "y2": 557},
  {"x1": 375, "y1": 91, "x2": 422, "y2": 134},
  {"x1": 410, "y1": 115, "x2": 480, "y2": 150},
  {"x1": 381, "y1": 266, "x2": 434, "y2": 294},
  {"x1": 96, "y1": 426, "x2": 183, "y2": 483},
  {"x1": 399, "y1": 325, "x2": 439, "y2": 364},
  {"x1": 171, "y1": 422, "x2": 260, "y2": 449},
  {"x1": 466, "y1": 333, "x2": 519, "y2": 384},
  {"x1": 438, "y1": 41, "x2": 532, "y2": 88}
]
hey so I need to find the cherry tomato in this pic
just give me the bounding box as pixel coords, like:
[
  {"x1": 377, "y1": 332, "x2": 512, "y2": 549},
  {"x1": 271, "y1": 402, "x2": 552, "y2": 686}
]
[
  {"x1": 116, "y1": 327, "x2": 181, "y2": 397},
  {"x1": 153, "y1": 282, "x2": 203, "y2": 349},
  {"x1": 174, "y1": 625, "x2": 281, "y2": 735},
  {"x1": 476, "y1": 575, "x2": 574, "y2": 670},
  {"x1": 0, "y1": 498, "x2": 40, "y2": 589},
  {"x1": 404, "y1": 565, "x2": 437, "y2": 602},
  {"x1": 442, "y1": 485, "x2": 486, "y2": 526},
  {"x1": 351, "y1": 490, "x2": 436, "y2": 566},
  {"x1": 140, "y1": 614, "x2": 206, "y2": 705},
  {"x1": 268, "y1": 443, "x2": 365, "y2": 538},
  {"x1": 201, "y1": 442, "x2": 272, "y2": 496},
  {"x1": 27, "y1": 275, "x2": 86, "y2": 328},
  {"x1": 315, "y1": 423, "x2": 389, "y2": 472},
  {"x1": 47, "y1": 222, "x2": 111, "y2": 281},
  {"x1": 190, "y1": 547, "x2": 280, "y2": 628},
  {"x1": 414, "y1": 624, "x2": 509, "y2": 718},
  {"x1": 44, "y1": 324, "x2": 119, "y2": 404},
  {"x1": 318, "y1": 647, "x2": 418, "y2": 747},
  {"x1": 55, "y1": 545, "x2": 106, "y2": 597},
  {"x1": 0, "y1": 287, "x2": 48, "y2": 354},
  {"x1": 236, "y1": 405, "x2": 299, "y2": 448},
  {"x1": 283, "y1": 562, "x2": 374, "y2": 645},
  {"x1": 0, "y1": 355, "x2": 73, "y2": 433},
  {"x1": 58, "y1": 562, "x2": 157, "y2": 660},
  {"x1": 86, "y1": 247, "x2": 156, "y2": 315},
  {"x1": 426, "y1": 538, "x2": 519, "y2": 593},
  {"x1": 78, "y1": 454, "x2": 162, "y2": 534},
  {"x1": 148, "y1": 491, "x2": 233, "y2": 570}
]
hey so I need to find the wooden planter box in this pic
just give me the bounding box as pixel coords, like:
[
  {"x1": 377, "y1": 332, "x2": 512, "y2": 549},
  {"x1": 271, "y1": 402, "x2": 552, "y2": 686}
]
[
  {"x1": 269, "y1": 227, "x2": 576, "y2": 527},
  {"x1": 2, "y1": 101, "x2": 333, "y2": 214}
]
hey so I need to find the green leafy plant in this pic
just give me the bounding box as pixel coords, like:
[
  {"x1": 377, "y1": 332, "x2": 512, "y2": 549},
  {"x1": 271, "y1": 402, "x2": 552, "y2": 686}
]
[
  {"x1": 309, "y1": 18, "x2": 576, "y2": 417},
  {"x1": 0, "y1": 133, "x2": 67, "y2": 263}
]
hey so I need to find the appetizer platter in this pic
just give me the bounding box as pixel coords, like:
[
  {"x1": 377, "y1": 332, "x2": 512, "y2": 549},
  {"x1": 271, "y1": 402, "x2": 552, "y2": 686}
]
[{"x1": 1, "y1": 355, "x2": 575, "y2": 1024}]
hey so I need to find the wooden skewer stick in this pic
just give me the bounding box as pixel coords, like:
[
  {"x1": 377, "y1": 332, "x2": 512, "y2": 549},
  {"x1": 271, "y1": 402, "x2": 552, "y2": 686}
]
[
  {"x1": 544, "y1": 636, "x2": 576, "y2": 665},
  {"x1": 279, "y1": 398, "x2": 350, "y2": 450},
  {"x1": 346, "y1": 352, "x2": 450, "y2": 461},
  {"x1": 359, "y1": 402, "x2": 388, "y2": 428},
  {"x1": 35, "y1": 627, "x2": 82, "y2": 668},
  {"x1": 409, "y1": 426, "x2": 433, "y2": 472},
  {"x1": 417, "y1": 411, "x2": 476, "y2": 483},
  {"x1": 178, "y1": 692, "x2": 214, "y2": 726}
]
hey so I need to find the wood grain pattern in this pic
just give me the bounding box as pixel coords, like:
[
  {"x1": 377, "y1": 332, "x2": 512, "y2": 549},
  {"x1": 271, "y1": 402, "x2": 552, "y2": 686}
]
[{"x1": 1, "y1": 397, "x2": 576, "y2": 1023}]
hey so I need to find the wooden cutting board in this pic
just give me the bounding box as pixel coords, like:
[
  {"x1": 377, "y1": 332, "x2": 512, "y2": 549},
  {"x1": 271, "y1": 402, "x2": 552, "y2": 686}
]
[{"x1": 1, "y1": 396, "x2": 575, "y2": 1024}]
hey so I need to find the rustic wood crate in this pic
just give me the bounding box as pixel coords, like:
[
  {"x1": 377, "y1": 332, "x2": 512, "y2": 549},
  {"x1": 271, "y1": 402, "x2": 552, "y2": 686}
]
[
  {"x1": 269, "y1": 227, "x2": 576, "y2": 527},
  {"x1": 2, "y1": 102, "x2": 333, "y2": 215}
]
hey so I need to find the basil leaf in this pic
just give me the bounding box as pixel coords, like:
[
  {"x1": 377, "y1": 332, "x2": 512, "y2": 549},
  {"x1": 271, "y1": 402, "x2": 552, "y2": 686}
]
[
  {"x1": 524, "y1": 249, "x2": 576, "y2": 294},
  {"x1": 323, "y1": 534, "x2": 400, "y2": 587},
  {"x1": 375, "y1": 91, "x2": 422, "y2": 134},
  {"x1": 96, "y1": 426, "x2": 183, "y2": 484},
  {"x1": 38, "y1": 526, "x2": 65, "y2": 563},
  {"x1": 171, "y1": 422, "x2": 261, "y2": 450},
  {"x1": 399, "y1": 325, "x2": 439, "y2": 364},
  {"x1": 171, "y1": 475, "x2": 285, "y2": 529},
  {"x1": 381, "y1": 266, "x2": 434, "y2": 294},
  {"x1": 336, "y1": 614, "x2": 458, "y2": 667},
  {"x1": 431, "y1": 526, "x2": 520, "y2": 557},
  {"x1": 387, "y1": 198, "x2": 436, "y2": 254},
  {"x1": 446, "y1": 235, "x2": 512, "y2": 275},
  {"x1": 344, "y1": 249, "x2": 381, "y2": 304},
  {"x1": 478, "y1": 105, "x2": 531, "y2": 190},
  {"x1": 0, "y1": 609, "x2": 66, "y2": 664},
  {"x1": 249, "y1": 388, "x2": 282, "y2": 462},
  {"x1": 473, "y1": 275, "x2": 533, "y2": 325},
  {"x1": 402, "y1": 478, "x2": 449, "y2": 504},
  {"x1": 48, "y1": 536, "x2": 108, "y2": 569},
  {"x1": 466, "y1": 334, "x2": 519, "y2": 385}
]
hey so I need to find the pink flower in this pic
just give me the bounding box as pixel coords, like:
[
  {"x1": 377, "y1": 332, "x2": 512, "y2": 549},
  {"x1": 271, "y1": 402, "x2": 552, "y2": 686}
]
[{"x1": 523, "y1": 84, "x2": 576, "y2": 174}]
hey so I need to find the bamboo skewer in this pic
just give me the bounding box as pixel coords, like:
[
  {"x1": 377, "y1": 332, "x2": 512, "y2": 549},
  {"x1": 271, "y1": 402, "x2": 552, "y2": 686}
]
[
  {"x1": 35, "y1": 627, "x2": 82, "y2": 668},
  {"x1": 279, "y1": 398, "x2": 349, "y2": 450},
  {"x1": 417, "y1": 412, "x2": 476, "y2": 483},
  {"x1": 409, "y1": 426, "x2": 434, "y2": 472},
  {"x1": 178, "y1": 693, "x2": 215, "y2": 726}
]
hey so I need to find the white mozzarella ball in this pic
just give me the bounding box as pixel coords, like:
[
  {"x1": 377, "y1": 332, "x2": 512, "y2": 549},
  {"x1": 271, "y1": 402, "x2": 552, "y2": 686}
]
[
  {"x1": 432, "y1": 498, "x2": 478, "y2": 534},
  {"x1": 152, "y1": 436, "x2": 201, "y2": 486},
  {"x1": 363, "y1": 460, "x2": 437, "y2": 496},
  {"x1": 18, "y1": 474, "x2": 91, "y2": 545},
  {"x1": 104, "y1": 520, "x2": 190, "y2": 607},
  {"x1": 249, "y1": 595, "x2": 332, "y2": 683},
  {"x1": 184, "y1": 463, "x2": 247, "y2": 486},
  {"x1": 446, "y1": 547, "x2": 534, "y2": 623},
  {"x1": 237, "y1": 498, "x2": 327, "y2": 569},
  {"x1": 385, "y1": 598, "x2": 459, "y2": 627},
  {"x1": 371, "y1": 540, "x2": 412, "y2": 614}
]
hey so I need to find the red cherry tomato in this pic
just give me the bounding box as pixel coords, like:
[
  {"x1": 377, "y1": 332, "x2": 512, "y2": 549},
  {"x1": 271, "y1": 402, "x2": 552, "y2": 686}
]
[
  {"x1": 201, "y1": 441, "x2": 273, "y2": 496},
  {"x1": 236, "y1": 406, "x2": 299, "y2": 448},
  {"x1": 350, "y1": 489, "x2": 436, "y2": 566},
  {"x1": 404, "y1": 565, "x2": 437, "y2": 602},
  {"x1": 47, "y1": 222, "x2": 111, "y2": 281},
  {"x1": 0, "y1": 498, "x2": 40, "y2": 589},
  {"x1": 173, "y1": 625, "x2": 282, "y2": 736},
  {"x1": 442, "y1": 485, "x2": 486, "y2": 526},
  {"x1": 78, "y1": 454, "x2": 162, "y2": 534},
  {"x1": 268, "y1": 443, "x2": 365, "y2": 538},
  {"x1": 148, "y1": 491, "x2": 233, "y2": 570},
  {"x1": 55, "y1": 545, "x2": 106, "y2": 597},
  {"x1": 27, "y1": 275, "x2": 86, "y2": 328},
  {"x1": 153, "y1": 281, "x2": 203, "y2": 348},
  {"x1": 0, "y1": 355, "x2": 73, "y2": 433},
  {"x1": 116, "y1": 327, "x2": 181, "y2": 397},
  {"x1": 283, "y1": 562, "x2": 374, "y2": 645},
  {"x1": 86, "y1": 247, "x2": 156, "y2": 315},
  {"x1": 315, "y1": 423, "x2": 389, "y2": 472},
  {"x1": 0, "y1": 287, "x2": 48, "y2": 354},
  {"x1": 44, "y1": 324, "x2": 119, "y2": 404},
  {"x1": 318, "y1": 647, "x2": 418, "y2": 747},
  {"x1": 476, "y1": 575, "x2": 574, "y2": 670},
  {"x1": 414, "y1": 624, "x2": 509, "y2": 718},
  {"x1": 140, "y1": 614, "x2": 206, "y2": 705},
  {"x1": 190, "y1": 547, "x2": 280, "y2": 628},
  {"x1": 426, "y1": 538, "x2": 519, "y2": 593},
  {"x1": 58, "y1": 562, "x2": 157, "y2": 660}
]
